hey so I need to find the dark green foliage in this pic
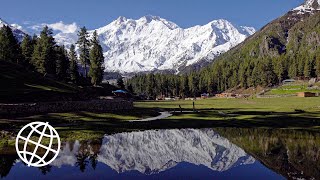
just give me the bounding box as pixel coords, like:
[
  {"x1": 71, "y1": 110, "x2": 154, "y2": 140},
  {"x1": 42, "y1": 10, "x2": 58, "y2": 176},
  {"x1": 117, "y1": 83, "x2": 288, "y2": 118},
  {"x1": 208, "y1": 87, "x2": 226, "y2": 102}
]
[
  {"x1": 117, "y1": 77, "x2": 125, "y2": 89},
  {"x1": 0, "y1": 61, "x2": 78, "y2": 103},
  {"x1": 0, "y1": 25, "x2": 22, "y2": 63},
  {"x1": 21, "y1": 34, "x2": 35, "y2": 68},
  {"x1": 77, "y1": 26, "x2": 90, "y2": 78},
  {"x1": 55, "y1": 45, "x2": 69, "y2": 80},
  {"x1": 127, "y1": 83, "x2": 133, "y2": 93},
  {"x1": 88, "y1": 31, "x2": 104, "y2": 86},
  {"x1": 69, "y1": 44, "x2": 79, "y2": 83},
  {"x1": 127, "y1": 73, "x2": 202, "y2": 98},
  {"x1": 31, "y1": 26, "x2": 56, "y2": 75}
]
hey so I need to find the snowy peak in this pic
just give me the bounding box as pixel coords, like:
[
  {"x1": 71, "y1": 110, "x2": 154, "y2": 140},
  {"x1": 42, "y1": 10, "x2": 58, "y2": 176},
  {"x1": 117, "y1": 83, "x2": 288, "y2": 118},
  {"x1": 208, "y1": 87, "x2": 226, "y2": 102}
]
[
  {"x1": 293, "y1": 0, "x2": 320, "y2": 13},
  {"x1": 106, "y1": 15, "x2": 180, "y2": 32},
  {"x1": 85, "y1": 16, "x2": 255, "y2": 73},
  {"x1": 0, "y1": 16, "x2": 255, "y2": 74},
  {"x1": 0, "y1": 18, "x2": 26, "y2": 41}
]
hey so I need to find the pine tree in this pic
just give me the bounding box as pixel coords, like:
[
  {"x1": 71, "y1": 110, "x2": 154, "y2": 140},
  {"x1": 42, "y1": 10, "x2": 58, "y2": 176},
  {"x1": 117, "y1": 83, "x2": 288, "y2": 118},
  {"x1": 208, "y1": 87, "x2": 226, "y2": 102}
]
[
  {"x1": 55, "y1": 45, "x2": 69, "y2": 80},
  {"x1": 117, "y1": 77, "x2": 125, "y2": 89},
  {"x1": 316, "y1": 55, "x2": 320, "y2": 78},
  {"x1": 147, "y1": 74, "x2": 156, "y2": 98},
  {"x1": 88, "y1": 31, "x2": 104, "y2": 86},
  {"x1": 127, "y1": 83, "x2": 134, "y2": 93},
  {"x1": 188, "y1": 72, "x2": 199, "y2": 97},
  {"x1": 21, "y1": 34, "x2": 35, "y2": 68},
  {"x1": 68, "y1": 44, "x2": 79, "y2": 83},
  {"x1": 0, "y1": 25, "x2": 21, "y2": 63},
  {"x1": 275, "y1": 59, "x2": 284, "y2": 83},
  {"x1": 304, "y1": 59, "x2": 312, "y2": 79},
  {"x1": 289, "y1": 62, "x2": 297, "y2": 78},
  {"x1": 31, "y1": 26, "x2": 56, "y2": 75},
  {"x1": 77, "y1": 26, "x2": 90, "y2": 78}
]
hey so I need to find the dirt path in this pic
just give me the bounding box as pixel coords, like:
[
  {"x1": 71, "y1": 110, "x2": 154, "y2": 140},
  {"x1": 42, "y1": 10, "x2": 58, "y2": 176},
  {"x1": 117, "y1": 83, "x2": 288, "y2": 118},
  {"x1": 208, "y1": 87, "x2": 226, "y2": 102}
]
[{"x1": 129, "y1": 111, "x2": 172, "y2": 122}]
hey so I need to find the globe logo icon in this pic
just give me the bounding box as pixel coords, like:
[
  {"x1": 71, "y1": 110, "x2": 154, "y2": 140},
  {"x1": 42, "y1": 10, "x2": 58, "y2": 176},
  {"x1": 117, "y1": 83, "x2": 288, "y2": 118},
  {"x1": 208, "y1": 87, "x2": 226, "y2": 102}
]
[{"x1": 15, "y1": 122, "x2": 61, "y2": 167}]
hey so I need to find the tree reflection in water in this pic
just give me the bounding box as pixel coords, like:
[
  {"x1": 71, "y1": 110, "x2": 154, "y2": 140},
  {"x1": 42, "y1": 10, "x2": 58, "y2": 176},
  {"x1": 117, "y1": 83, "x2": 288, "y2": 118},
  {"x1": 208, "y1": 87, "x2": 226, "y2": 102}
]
[
  {"x1": 215, "y1": 128, "x2": 320, "y2": 179},
  {"x1": 0, "y1": 155, "x2": 17, "y2": 178}
]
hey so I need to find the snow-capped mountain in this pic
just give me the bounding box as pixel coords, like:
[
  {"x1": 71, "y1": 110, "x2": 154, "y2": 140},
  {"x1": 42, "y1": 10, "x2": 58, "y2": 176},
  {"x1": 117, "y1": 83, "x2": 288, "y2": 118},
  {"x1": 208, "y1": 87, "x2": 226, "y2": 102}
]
[
  {"x1": 52, "y1": 129, "x2": 255, "y2": 174},
  {"x1": 0, "y1": 16, "x2": 254, "y2": 74},
  {"x1": 292, "y1": 0, "x2": 320, "y2": 13},
  {"x1": 0, "y1": 18, "x2": 26, "y2": 42},
  {"x1": 54, "y1": 16, "x2": 255, "y2": 74}
]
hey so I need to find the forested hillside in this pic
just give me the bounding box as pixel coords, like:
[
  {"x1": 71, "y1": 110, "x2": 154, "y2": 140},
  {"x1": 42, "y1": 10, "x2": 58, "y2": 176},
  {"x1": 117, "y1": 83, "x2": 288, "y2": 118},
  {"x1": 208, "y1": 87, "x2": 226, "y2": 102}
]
[
  {"x1": 0, "y1": 24, "x2": 108, "y2": 102},
  {"x1": 127, "y1": 10, "x2": 320, "y2": 98}
]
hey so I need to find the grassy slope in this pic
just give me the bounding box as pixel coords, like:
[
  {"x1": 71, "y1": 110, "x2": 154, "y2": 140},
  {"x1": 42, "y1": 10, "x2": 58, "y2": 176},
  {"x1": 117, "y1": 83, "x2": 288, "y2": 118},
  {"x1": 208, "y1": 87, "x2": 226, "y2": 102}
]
[
  {"x1": 0, "y1": 61, "x2": 79, "y2": 103},
  {"x1": 266, "y1": 81, "x2": 320, "y2": 95}
]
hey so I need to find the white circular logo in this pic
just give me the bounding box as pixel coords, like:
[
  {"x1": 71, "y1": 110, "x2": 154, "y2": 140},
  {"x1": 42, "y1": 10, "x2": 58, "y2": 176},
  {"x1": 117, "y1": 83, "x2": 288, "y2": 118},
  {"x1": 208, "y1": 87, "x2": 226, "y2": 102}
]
[{"x1": 15, "y1": 122, "x2": 61, "y2": 167}]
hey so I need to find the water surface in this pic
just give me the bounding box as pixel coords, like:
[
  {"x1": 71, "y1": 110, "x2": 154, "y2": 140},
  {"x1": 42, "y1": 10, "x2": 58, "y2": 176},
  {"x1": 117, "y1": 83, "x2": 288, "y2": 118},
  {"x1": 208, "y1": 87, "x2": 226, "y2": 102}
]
[{"x1": 1, "y1": 128, "x2": 319, "y2": 179}]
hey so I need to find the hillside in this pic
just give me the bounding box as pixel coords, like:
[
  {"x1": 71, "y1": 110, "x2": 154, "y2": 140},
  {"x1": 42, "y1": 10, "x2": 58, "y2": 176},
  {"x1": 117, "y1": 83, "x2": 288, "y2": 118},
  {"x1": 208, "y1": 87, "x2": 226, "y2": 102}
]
[
  {"x1": 127, "y1": 0, "x2": 320, "y2": 98},
  {"x1": 0, "y1": 61, "x2": 80, "y2": 103},
  {"x1": 202, "y1": 0, "x2": 320, "y2": 91},
  {"x1": 0, "y1": 61, "x2": 120, "y2": 103}
]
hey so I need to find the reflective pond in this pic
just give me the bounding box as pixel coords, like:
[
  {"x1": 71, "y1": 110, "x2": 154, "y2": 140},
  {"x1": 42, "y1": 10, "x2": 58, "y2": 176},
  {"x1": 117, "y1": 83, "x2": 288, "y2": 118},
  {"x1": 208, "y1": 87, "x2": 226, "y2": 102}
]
[{"x1": 1, "y1": 128, "x2": 319, "y2": 179}]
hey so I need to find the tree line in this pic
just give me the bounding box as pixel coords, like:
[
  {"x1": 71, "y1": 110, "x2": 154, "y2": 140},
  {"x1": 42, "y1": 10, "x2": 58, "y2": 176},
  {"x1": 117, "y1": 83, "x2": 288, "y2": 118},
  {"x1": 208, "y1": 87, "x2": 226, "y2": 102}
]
[
  {"x1": 127, "y1": 52, "x2": 320, "y2": 99},
  {"x1": 0, "y1": 25, "x2": 105, "y2": 86}
]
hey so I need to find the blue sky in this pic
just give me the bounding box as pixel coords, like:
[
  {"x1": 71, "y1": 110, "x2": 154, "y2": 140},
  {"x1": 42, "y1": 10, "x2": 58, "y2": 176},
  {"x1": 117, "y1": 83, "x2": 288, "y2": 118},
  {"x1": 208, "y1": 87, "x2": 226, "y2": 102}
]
[{"x1": 1, "y1": 0, "x2": 304, "y2": 30}]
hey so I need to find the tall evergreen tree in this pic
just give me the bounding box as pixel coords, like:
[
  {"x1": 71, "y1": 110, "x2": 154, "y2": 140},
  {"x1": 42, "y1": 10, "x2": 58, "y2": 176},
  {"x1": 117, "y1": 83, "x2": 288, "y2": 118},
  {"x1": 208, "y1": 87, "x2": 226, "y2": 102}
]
[
  {"x1": 117, "y1": 77, "x2": 125, "y2": 89},
  {"x1": 316, "y1": 55, "x2": 320, "y2": 77},
  {"x1": 88, "y1": 31, "x2": 104, "y2": 86},
  {"x1": 77, "y1": 26, "x2": 90, "y2": 78},
  {"x1": 68, "y1": 44, "x2": 79, "y2": 83},
  {"x1": 275, "y1": 59, "x2": 284, "y2": 83},
  {"x1": 0, "y1": 25, "x2": 21, "y2": 63},
  {"x1": 55, "y1": 45, "x2": 69, "y2": 80},
  {"x1": 31, "y1": 26, "x2": 56, "y2": 75},
  {"x1": 21, "y1": 34, "x2": 35, "y2": 68}
]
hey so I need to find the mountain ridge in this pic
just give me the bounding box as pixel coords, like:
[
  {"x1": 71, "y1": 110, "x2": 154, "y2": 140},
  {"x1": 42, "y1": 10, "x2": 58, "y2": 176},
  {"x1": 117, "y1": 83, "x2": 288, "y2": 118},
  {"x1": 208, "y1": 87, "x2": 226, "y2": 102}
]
[
  {"x1": 0, "y1": 16, "x2": 255, "y2": 74},
  {"x1": 52, "y1": 15, "x2": 255, "y2": 74},
  {"x1": 0, "y1": 18, "x2": 26, "y2": 42}
]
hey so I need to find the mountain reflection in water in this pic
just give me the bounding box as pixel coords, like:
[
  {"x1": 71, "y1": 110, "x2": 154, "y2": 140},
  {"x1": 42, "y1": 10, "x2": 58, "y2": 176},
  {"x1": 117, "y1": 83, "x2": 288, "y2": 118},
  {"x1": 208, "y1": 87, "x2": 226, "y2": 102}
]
[{"x1": 0, "y1": 128, "x2": 319, "y2": 179}]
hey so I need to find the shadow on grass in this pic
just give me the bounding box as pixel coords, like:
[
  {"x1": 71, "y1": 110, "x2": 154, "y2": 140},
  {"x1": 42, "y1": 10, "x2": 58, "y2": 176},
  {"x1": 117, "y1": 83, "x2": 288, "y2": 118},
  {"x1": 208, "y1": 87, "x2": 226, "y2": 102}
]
[{"x1": 1, "y1": 107, "x2": 320, "y2": 135}]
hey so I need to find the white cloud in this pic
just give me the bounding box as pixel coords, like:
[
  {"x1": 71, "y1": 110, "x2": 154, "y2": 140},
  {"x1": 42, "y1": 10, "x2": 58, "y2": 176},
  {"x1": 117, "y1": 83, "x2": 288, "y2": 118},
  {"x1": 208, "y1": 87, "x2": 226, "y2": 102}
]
[
  {"x1": 29, "y1": 23, "x2": 45, "y2": 31},
  {"x1": 47, "y1": 21, "x2": 78, "y2": 34},
  {"x1": 28, "y1": 21, "x2": 79, "y2": 34}
]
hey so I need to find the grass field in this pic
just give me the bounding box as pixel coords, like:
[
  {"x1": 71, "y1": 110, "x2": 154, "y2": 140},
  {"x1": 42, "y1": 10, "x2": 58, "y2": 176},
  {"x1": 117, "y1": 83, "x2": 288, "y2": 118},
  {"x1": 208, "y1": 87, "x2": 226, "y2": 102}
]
[
  {"x1": 266, "y1": 81, "x2": 320, "y2": 95},
  {"x1": 1, "y1": 96, "x2": 320, "y2": 147},
  {"x1": 135, "y1": 97, "x2": 320, "y2": 131}
]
